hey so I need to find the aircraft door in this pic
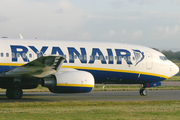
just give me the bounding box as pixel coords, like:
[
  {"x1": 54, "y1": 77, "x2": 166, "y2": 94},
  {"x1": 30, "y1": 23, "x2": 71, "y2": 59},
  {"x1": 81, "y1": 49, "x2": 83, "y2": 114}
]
[{"x1": 146, "y1": 51, "x2": 153, "y2": 69}]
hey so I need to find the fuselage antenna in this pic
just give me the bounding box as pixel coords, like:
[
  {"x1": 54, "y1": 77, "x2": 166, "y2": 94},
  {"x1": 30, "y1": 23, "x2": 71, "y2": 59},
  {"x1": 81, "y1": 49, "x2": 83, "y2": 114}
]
[{"x1": 19, "y1": 34, "x2": 23, "y2": 39}]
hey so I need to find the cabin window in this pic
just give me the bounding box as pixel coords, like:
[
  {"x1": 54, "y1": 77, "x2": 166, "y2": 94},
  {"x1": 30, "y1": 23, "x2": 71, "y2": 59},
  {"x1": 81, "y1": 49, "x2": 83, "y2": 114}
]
[
  {"x1": 79, "y1": 55, "x2": 82, "y2": 60},
  {"x1": 63, "y1": 55, "x2": 66, "y2": 59},
  {"x1": 90, "y1": 55, "x2": 93, "y2": 60},
  {"x1": 105, "y1": 56, "x2": 108, "y2": 60},
  {"x1": 133, "y1": 57, "x2": 135, "y2": 61},
  {"x1": 100, "y1": 55, "x2": 103, "y2": 60},
  {"x1": 110, "y1": 56, "x2": 113, "y2": 61},
  {"x1": 17, "y1": 53, "x2": 20, "y2": 57},
  {"x1": 127, "y1": 56, "x2": 131, "y2": 61},
  {"x1": 95, "y1": 56, "x2": 99, "y2": 60},
  {"x1": 119, "y1": 56, "x2": 122, "y2": 61},
  {"x1": 6, "y1": 53, "x2": 9, "y2": 57},
  {"x1": 73, "y1": 55, "x2": 77, "y2": 59},
  {"x1": 69, "y1": 54, "x2": 72, "y2": 59},
  {"x1": 29, "y1": 53, "x2": 32, "y2": 58},
  {"x1": 1, "y1": 53, "x2": 3, "y2": 57},
  {"x1": 12, "y1": 53, "x2": 15, "y2": 58},
  {"x1": 84, "y1": 55, "x2": 87, "y2": 60},
  {"x1": 22, "y1": 53, "x2": 26, "y2": 58},
  {"x1": 124, "y1": 56, "x2": 127, "y2": 60}
]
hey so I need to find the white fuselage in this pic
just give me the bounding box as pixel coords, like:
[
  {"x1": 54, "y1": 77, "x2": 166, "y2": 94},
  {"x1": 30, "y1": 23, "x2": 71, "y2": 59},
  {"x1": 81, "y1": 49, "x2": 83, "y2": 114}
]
[{"x1": 0, "y1": 39, "x2": 179, "y2": 84}]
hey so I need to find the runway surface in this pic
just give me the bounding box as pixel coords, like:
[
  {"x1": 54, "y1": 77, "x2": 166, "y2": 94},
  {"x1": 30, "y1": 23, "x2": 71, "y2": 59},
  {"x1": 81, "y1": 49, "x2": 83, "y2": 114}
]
[{"x1": 0, "y1": 90, "x2": 180, "y2": 102}]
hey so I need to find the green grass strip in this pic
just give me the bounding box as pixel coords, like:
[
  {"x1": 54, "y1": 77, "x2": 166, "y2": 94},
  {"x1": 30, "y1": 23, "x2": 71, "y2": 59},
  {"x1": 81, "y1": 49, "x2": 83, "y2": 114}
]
[{"x1": 0, "y1": 101, "x2": 180, "y2": 120}]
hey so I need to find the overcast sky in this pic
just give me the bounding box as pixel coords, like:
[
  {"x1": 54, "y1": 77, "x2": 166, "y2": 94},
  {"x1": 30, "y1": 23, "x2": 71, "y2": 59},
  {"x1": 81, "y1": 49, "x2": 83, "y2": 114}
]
[{"x1": 0, "y1": 0, "x2": 180, "y2": 51}]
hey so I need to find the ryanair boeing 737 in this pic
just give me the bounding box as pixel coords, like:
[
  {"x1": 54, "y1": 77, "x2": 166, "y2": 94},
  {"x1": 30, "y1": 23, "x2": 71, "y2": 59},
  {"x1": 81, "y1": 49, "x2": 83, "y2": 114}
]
[{"x1": 0, "y1": 38, "x2": 179, "y2": 99}]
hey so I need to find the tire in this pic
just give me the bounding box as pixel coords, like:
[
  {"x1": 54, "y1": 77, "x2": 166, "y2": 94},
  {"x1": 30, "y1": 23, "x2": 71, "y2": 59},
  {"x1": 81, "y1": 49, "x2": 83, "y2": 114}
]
[
  {"x1": 139, "y1": 88, "x2": 148, "y2": 96},
  {"x1": 6, "y1": 89, "x2": 13, "y2": 99},
  {"x1": 12, "y1": 88, "x2": 23, "y2": 99},
  {"x1": 6, "y1": 88, "x2": 23, "y2": 99}
]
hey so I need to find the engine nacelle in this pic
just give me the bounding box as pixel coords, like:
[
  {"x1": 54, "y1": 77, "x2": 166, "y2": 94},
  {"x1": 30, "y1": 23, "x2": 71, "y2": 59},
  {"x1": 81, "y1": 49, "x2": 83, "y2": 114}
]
[{"x1": 43, "y1": 71, "x2": 94, "y2": 93}]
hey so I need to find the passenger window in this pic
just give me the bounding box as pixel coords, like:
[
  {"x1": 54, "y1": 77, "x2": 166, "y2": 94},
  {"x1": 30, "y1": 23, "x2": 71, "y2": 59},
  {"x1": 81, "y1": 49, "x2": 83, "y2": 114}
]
[
  {"x1": 119, "y1": 56, "x2": 122, "y2": 61},
  {"x1": 17, "y1": 53, "x2": 20, "y2": 57},
  {"x1": 100, "y1": 55, "x2": 103, "y2": 60},
  {"x1": 22, "y1": 53, "x2": 26, "y2": 58},
  {"x1": 110, "y1": 56, "x2": 113, "y2": 60},
  {"x1": 115, "y1": 56, "x2": 117, "y2": 60},
  {"x1": 6, "y1": 53, "x2": 9, "y2": 57},
  {"x1": 95, "y1": 56, "x2": 98, "y2": 60},
  {"x1": 90, "y1": 55, "x2": 93, "y2": 60},
  {"x1": 63, "y1": 55, "x2": 66, "y2": 58},
  {"x1": 74, "y1": 55, "x2": 77, "y2": 59},
  {"x1": 12, "y1": 53, "x2": 15, "y2": 58},
  {"x1": 29, "y1": 53, "x2": 32, "y2": 58},
  {"x1": 69, "y1": 55, "x2": 72, "y2": 59},
  {"x1": 79, "y1": 55, "x2": 82, "y2": 60},
  {"x1": 1, "y1": 53, "x2": 3, "y2": 57},
  {"x1": 84, "y1": 55, "x2": 87, "y2": 60}
]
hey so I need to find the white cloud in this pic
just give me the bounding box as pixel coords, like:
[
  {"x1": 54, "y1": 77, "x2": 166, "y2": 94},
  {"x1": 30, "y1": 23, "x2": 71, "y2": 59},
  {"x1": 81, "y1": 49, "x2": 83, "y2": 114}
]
[
  {"x1": 108, "y1": 30, "x2": 115, "y2": 36},
  {"x1": 164, "y1": 25, "x2": 180, "y2": 35},
  {"x1": 132, "y1": 30, "x2": 143, "y2": 38},
  {"x1": 157, "y1": 26, "x2": 164, "y2": 32},
  {"x1": 122, "y1": 29, "x2": 126, "y2": 34},
  {"x1": 0, "y1": 0, "x2": 88, "y2": 39},
  {"x1": 78, "y1": 32, "x2": 91, "y2": 40},
  {"x1": 101, "y1": 30, "x2": 116, "y2": 38}
]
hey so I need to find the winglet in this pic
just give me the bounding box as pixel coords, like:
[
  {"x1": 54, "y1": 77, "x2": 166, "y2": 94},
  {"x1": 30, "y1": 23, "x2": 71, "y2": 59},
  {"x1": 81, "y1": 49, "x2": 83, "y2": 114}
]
[{"x1": 19, "y1": 34, "x2": 23, "y2": 39}]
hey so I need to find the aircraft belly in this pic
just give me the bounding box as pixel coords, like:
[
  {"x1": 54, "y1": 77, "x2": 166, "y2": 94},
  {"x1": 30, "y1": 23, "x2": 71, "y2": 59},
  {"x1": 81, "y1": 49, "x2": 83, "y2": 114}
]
[{"x1": 77, "y1": 69, "x2": 166, "y2": 84}]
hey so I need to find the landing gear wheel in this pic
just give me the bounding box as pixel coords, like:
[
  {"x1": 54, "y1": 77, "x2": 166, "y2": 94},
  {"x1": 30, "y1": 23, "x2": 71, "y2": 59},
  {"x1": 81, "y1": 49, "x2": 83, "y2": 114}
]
[
  {"x1": 6, "y1": 88, "x2": 23, "y2": 99},
  {"x1": 139, "y1": 88, "x2": 148, "y2": 96}
]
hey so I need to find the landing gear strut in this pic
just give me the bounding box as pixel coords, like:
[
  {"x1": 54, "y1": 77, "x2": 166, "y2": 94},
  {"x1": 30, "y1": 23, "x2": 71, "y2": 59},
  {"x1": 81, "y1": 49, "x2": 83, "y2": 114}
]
[
  {"x1": 139, "y1": 84, "x2": 148, "y2": 96},
  {"x1": 6, "y1": 88, "x2": 23, "y2": 99}
]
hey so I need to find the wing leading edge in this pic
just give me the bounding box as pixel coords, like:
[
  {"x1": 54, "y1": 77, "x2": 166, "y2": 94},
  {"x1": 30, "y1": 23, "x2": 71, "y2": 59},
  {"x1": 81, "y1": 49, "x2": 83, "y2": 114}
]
[{"x1": 0, "y1": 55, "x2": 65, "y2": 78}]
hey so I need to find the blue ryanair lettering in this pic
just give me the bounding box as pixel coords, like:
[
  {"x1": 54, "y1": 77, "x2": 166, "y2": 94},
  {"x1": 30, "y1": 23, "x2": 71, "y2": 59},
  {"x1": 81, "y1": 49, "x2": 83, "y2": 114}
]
[
  {"x1": 51, "y1": 47, "x2": 67, "y2": 63},
  {"x1": 107, "y1": 49, "x2": 113, "y2": 64},
  {"x1": 89, "y1": 48, "x2": 106, "y2": 64},
  {"x1": 115, "y1": 49, "x2": 132, "y2": 65},
  {"x1": 68, "y1": 47, "x2": 87, "y2": 63},
  {"x1": 29, "y1": 46, "x2": 48, "y2": 58},
  {"x1": 11, "y1": 45, "x2": 28, "y2": 62}
]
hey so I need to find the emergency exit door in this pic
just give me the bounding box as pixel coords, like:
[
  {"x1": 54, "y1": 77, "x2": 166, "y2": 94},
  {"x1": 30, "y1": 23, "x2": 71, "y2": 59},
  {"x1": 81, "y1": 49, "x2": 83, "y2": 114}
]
[{"x1": 146, "y1": 51, "x2": 153, "y2": 69}]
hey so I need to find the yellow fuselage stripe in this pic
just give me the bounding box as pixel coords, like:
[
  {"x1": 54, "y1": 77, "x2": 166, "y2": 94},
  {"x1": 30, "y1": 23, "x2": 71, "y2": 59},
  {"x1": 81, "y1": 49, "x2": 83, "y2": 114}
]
[
  {"x1": 57, "y1": 83, "x2": 93, "y2": 87},
  {"x1": 61, "y1": 65, "x2": 169, "y2": 79},
  {"x1": 0, "y1": 63, "x2": 169, "y2": 79}
]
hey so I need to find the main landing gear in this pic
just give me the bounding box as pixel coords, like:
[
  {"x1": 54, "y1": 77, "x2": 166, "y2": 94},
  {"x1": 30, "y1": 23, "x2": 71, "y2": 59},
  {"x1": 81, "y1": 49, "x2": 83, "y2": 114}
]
[
  {"x1": 139, "y1": 84, "x2": 148, "y2": 96},
  {"x1": 6, "y1": 88, "x2": 23, "y2": 99}
]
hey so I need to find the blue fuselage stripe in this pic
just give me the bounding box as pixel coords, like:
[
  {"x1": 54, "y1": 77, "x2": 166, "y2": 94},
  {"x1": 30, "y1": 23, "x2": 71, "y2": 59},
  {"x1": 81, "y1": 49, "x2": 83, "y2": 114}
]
[{"x1": 0, "y1": 65, "x2": 166, "y2": 84}]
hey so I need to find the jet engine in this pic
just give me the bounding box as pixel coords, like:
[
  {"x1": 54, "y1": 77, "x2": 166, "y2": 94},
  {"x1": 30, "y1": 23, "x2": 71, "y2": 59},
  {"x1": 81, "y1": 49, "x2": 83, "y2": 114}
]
[{"x1": 42, "y1": 71, "x2": 94, "y2": 93}]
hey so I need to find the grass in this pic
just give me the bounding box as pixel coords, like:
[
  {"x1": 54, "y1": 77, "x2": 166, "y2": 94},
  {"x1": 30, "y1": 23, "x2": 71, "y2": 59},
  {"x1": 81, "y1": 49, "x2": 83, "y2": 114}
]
[
  {"x1": 175, "y1": 63, "x2": 180, "y2": 67},
  {"x1": 0, "y1": 101, "x2": 180, "y2": 120},
  {"x1": 166, "y1": 76, "x2": 180, "y2": 81}
]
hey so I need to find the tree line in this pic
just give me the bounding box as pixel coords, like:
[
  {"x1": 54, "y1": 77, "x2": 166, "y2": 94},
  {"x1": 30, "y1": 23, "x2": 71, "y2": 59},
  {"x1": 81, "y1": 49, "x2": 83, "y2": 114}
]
[
  {"x1": 153, "y1": 48, "x2": 180, "y2": 63},
  {"x1": 161, "y1": 50, "x2": 180, "y2": 63}
]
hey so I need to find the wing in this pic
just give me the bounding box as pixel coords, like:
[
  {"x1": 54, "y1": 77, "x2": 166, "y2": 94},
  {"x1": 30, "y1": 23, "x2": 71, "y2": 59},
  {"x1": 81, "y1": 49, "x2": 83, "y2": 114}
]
[{"x1": 0, "y1": 55, "x2": 65, "y2": 78}]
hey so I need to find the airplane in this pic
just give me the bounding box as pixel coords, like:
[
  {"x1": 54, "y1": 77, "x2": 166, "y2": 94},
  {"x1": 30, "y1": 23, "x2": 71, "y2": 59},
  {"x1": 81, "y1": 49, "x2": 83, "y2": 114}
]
[{"x1": 0, "y1": 38, "x2": 179, "y2": 99}]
